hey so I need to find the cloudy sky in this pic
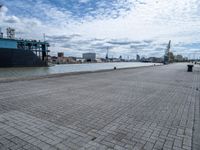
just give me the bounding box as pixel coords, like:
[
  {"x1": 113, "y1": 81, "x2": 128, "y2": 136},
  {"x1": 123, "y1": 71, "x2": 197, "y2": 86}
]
[{"x1": 0, "y1": 0, "x2": 200, "y2": 59}]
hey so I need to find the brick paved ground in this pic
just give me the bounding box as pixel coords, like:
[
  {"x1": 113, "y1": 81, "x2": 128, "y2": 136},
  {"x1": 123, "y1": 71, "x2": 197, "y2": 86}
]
[{"x1": 0, "y1": 63, "x2": 199, "y2": 150}]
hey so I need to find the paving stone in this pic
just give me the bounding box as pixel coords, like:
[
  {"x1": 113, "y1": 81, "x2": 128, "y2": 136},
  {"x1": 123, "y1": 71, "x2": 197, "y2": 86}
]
[{"x1": 0, "y1": 63, "x2": 199, "y2": 150}]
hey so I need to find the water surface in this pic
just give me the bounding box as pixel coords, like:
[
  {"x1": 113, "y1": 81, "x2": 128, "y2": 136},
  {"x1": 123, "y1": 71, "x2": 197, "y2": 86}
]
[{"x1": 0, "y1": 62, "x2": 159, "y2": 79}]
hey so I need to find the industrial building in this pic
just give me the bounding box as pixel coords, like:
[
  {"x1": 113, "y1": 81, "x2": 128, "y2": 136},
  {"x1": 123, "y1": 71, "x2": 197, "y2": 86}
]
[
  {"x1": 82, "y1": 53, "x2": 96, "y2": 62},
  {"x1": 136, "y1": 54, "x2": 140, "y2": 61}
]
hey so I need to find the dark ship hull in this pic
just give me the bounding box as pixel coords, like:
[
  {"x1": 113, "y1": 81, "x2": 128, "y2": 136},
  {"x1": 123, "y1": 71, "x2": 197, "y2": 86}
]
[{"x1": 0, "y1": 48, "x2": 47, "y2": 67}]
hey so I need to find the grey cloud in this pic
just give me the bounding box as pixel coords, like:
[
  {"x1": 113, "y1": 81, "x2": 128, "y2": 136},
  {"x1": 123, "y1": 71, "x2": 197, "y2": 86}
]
[
  {"x1": 90, "y1": 38, "x2": 105, "y2": 42},
  {"x1": 107, "y1": 39, "x2": 139, "y2": 45},
  {"x1": 90, "y1": 43, "x2": 105, "y2": 47},
  {"x1": 107, "y1": 41, "x2": 133, "y2": 45},
  {"x1": 70, "y1": 34, "x2": 81, "y2": 38},
  {"x1": 92, "y1": 45, "x2": 115, "y2": 50},
  {"x1": 131, "y1": 41, "x2": 143, "y2": 44},
  {"x1": 62, "y1": 43, "x2": 77, "y2": 49},
  {"x1": 107, "y1": 39, "x2": 153, "y2": 46},
  {"x1": 49, "y1": 35, "x2": 168, "y2": 58},
  {"x1": 130, "y1": 42, "x2": 151, "y2": 50},
  {"x1": 61, "y1": 38, "x2": 94, "y2": 49},
  {"x1": 130, "y1": 45, "x2": 144, "y2": 49},
  {"x1": 143, "y1": 40, "x2": 153, "y2": 44},
  {"x1": 47, "y1": 37, "x2": 71, "y2": 44},
  {"x1": 90, "y1": 40, "x2": 116, "y2": 50},
  {"x1": 4, "y1": 16, "x2": 20, "y2": 23},
  {"x1": 154, "y1": 47, "x2": 164, "y2": 52},
  {"x1": 46, "y1": 34, "x2": 81, "y2": 43},
  {"x1": 47, "y1": 35, "x2": 71, "y2": 40}
]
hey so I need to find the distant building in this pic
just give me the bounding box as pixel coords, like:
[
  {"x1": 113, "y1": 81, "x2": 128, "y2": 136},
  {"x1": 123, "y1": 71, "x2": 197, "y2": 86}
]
[
  {"x1": 112, "y1": 58, "x2": 121, "y2": 62},
  {"x1": 76, "y1": 57, "x2": 85, "y2": 63},
  {"x1": 140, "y1": 57, "x2": 148, "y2": 62},
  {"x1": 96, "y1": 58, "x2": 103, "y2": 63},
  {"x1": 53, "y1": 52, "x2": 76, "y2": 64},
  {"x1": 0, "y1": 33, "x2": 3, "y2": 38},
  {"x1": 148, "y1": 57, "x2": 163, "y2": 63},
  {"x1": 0, "y1": 28, "x2": 3, "y2": 38},
  {"x1": 183, "y1": 57, "x2": 188, "y2": 61},
  {"x1": 175, "y1": 55, "x2": 183, "y2": 62},
  {"x1": 57, "y1": 52, "x2": 64, "y2": 64},
  {"x1": 136, "y1": 54, "x2": 140, "y2": 61},
  {"x1": 58, "y1": 52, "x2": 64, "y2": 58},
  {"x1": 83, "y1": 53, "x2": 96, "y2": 62},
  {"x1": 65, "y1": 57, "x2": 76, "y2": 63},
  {"x1": 51, "y1": 56, "x2": 57, "y2": 64}
]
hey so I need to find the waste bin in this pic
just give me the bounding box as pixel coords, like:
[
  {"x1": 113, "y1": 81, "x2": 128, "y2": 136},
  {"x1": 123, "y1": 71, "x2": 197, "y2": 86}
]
[{"x1": 187, "y1": 65, "x2": 193, "y2": 72}]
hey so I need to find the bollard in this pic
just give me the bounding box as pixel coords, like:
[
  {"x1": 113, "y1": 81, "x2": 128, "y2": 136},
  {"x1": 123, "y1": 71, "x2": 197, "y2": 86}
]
[{"x1": 187, "y1": 65, "x2": 193, "y2": 72}]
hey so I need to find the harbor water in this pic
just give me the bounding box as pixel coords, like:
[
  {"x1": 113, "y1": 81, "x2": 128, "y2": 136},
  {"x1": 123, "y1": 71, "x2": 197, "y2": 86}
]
[{"x1": 0, "y1": 62, "x2": 160, "y2": 79}]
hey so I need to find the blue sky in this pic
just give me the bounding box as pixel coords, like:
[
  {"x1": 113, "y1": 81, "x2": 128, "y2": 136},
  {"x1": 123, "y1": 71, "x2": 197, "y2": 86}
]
[{"x1": 0, "y1": 0, "x2": 200, "y2": 59}]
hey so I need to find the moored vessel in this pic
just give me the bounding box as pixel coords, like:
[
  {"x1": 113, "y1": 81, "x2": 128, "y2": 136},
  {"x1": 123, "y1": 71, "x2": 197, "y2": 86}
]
[{"x1": 0, "y1": 27, "x2": 50, "y2": 67}]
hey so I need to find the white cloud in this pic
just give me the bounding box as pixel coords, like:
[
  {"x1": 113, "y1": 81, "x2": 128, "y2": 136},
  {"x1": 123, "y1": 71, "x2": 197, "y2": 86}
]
[
  {"x1": 79, "y1": 0, "x2": 91, "y2": 3},
  {"x1": 0, "y1": 0, "x2": 200, "y2": 58},
  {"x1": 0, "y1": 5, "x2": 8, "y2": 21}
]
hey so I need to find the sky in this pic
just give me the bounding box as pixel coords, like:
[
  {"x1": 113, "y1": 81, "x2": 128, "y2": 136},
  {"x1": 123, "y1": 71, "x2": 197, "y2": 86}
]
[{"x1": 0, "y1": 0, "x2": 200, "y2": 59}]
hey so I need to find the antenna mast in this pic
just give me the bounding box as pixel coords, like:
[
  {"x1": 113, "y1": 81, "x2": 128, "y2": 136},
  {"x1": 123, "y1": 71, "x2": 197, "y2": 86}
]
[
  {"x1": 106, "y1": 47, "x2": 109, "y2": 60},
  {"x1": 164, "y1": 40, "x2": 171, "y2": 64},
  {"x1": 43, "y1": 33, "x2": 46, "y2": 42}
]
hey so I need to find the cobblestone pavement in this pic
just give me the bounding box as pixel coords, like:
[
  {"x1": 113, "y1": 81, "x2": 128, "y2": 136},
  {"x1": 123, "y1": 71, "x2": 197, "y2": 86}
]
[{"x1": 0, "y1": 63, "x2": 199, "y2": 150}]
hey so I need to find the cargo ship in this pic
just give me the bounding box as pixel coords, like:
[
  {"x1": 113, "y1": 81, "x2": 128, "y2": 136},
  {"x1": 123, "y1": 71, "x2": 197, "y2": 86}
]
[{"x1": 0, "y1": 27, "x2": 50, "y2": 67}]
